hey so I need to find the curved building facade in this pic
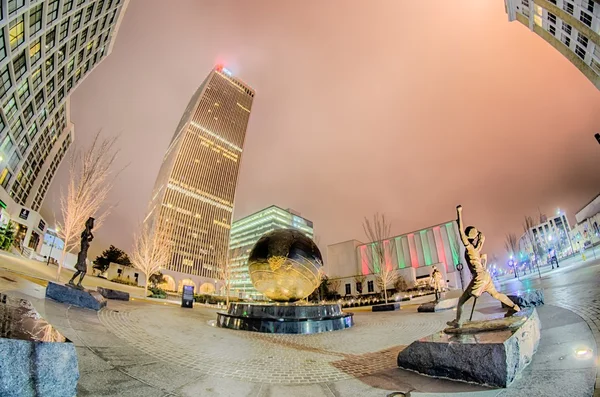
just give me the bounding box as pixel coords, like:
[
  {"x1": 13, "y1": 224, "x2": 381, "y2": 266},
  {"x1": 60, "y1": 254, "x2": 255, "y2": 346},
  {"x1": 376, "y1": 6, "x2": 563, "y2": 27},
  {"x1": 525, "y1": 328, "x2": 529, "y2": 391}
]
[{"x1": 144, "y1": 66, "x2": 254, "y2": 293}]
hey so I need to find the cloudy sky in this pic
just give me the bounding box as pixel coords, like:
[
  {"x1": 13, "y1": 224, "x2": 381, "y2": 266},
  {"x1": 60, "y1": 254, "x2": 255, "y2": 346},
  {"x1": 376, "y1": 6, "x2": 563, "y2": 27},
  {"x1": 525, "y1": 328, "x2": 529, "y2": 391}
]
[{"x1": 42, "y1": 0, "x2": 600, "y2": 263}]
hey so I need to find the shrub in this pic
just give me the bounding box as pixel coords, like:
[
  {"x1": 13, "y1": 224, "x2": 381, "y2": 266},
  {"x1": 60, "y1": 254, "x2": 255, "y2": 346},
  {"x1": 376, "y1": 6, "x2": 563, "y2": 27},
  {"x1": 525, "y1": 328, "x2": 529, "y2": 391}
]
[
  {"x1": 148, "y1": 287, "x2": 167, "y2": 299},
  {"x1": 193, "y1": 294, "x2": 228, "y2": 305},
  {"x1": 110, "y1": 277, "x2": 138, "y2": 286}
]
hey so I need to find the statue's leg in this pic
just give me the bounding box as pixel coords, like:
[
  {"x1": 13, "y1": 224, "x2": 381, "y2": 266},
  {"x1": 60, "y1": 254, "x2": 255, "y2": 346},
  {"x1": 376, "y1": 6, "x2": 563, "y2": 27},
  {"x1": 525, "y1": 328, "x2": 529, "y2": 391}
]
[
  {"x1": 447, "y1": 290, "x2": 471, "y2": 327},
  {"x1": 77, "y1": 271, "x2": 86, "y2": 286},
  {"x1": 68, "y1": 271, "x2": 80, "y2": 284},
  {"x1": 487, "y1": 285, "x2": 520, "y2": 311}
]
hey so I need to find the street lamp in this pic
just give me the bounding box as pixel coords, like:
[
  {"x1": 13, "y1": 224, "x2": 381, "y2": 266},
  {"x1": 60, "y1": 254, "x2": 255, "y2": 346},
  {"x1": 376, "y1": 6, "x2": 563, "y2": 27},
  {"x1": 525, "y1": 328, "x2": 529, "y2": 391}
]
[{"x1": 46, "y1": 226, "x2": 60, "y2": 266}]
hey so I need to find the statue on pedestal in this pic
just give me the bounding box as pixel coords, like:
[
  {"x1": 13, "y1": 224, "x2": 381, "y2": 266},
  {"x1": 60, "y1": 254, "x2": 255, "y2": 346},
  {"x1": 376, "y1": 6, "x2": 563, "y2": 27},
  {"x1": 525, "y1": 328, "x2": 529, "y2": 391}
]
[
  {"x1": 68, "y1": 217, "x2": 94, "y2": 289},
  {"x1": 429, "y1": 266, "x2": 443, "y2": 301},
  {"x1": 446, "y1": 206, "x2": 520, "y2": 328}
]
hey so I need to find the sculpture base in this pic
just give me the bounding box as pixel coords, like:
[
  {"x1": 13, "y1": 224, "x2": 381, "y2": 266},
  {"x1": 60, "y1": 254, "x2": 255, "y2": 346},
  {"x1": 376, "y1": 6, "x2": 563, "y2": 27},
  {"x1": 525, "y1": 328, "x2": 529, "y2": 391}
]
[
  {"x1": 397, "y1": 309, "x2": 540, "y2": 388},
  {"x1": 97, "y1": 287, "x2": 129, "y2": 301},
  {"x1": 417, "y1": 297, "x2": 459, "y2": 312},
  {"x1": 46, "y1": 282, "x2": 107, "y2": 311},
  {"x1": 0, "y1": 293, "x2": 78, "y2": 397},
  {"x1": 372, "y1": 303, "x2": 401, "y2": 312},
  {"x1": 502, "y1": 289, "x2": 544, "y2": 308},
  {"x1": 216, "y1": 303, "x2": 354, "y2": 334}
]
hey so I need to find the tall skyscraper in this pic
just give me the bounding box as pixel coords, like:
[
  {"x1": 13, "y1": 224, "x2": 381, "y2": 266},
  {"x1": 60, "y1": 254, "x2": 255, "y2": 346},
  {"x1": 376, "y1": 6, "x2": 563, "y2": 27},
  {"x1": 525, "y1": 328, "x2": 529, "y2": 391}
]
[
  {"x1": 505, "y1": 0, "x2": 600, "y2": 89},
  {"x1": 228, "y1": 206, "x2": 314, "y2": 299},
  {"x1": 145, "y1": 65, "x2": 254, "y2": 293},
  {"x1": 0, "y1": 0, "x2": 129, "y2": 252}
]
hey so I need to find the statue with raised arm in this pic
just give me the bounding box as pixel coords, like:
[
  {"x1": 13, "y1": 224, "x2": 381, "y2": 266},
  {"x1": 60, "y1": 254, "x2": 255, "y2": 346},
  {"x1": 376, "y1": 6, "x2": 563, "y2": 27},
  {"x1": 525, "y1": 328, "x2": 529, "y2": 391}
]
[
  {"x1": 446, "y1": 206, "x2": 520, "y2": 328},
  {"x1": 68, "y1": 217, "x2": 94, "y2": 289}
]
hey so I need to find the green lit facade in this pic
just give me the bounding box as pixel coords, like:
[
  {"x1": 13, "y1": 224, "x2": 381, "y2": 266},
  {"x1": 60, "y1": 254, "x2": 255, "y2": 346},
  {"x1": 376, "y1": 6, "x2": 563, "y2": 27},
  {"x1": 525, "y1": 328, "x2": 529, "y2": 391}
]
[{"x1": 228, "y1": 205, "x2": 313, "y2": 299}]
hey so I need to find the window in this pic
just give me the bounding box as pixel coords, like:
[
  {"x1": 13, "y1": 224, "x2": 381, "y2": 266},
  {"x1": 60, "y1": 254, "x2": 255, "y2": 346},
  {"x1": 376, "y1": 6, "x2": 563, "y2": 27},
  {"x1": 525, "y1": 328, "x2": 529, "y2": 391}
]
[
  {"x1": 8, "y1": 152, "x2": 20, "y2": 170},
  {"x1": 67, "y1": 58, "x2": 75, "y2": 74},
  {"x1": 46, "y1": 55, "x2": 55, "y2": 74},
  {"x1": 23, "y1": 103, "x2": 34, "y2": 122},
  {"x1": 0, "y1": 168, "x2": 12, "y2": 189},
  {"x1": 90, "y1": 21, "x2": 98, "y2": 36},
  {"x1": 575, "y1": 45, "x2": 586, "y2": 59},
  {"x1": 561, "y1": 33, "x2": 571, "y2": 47},
  {"x1": 367, "y1": 280, "x2": 374, "y2": 293},
  {"x1": 34, "y1": 90, "x2": 44, "y2": 107},
  {"x1": 548, "y1": 0, "x2": 556, "y2": 3},
  {"x1": 549, "y1": 25, "x2": 556, "y2": 36},
  {"x1": 47, "y1": 0, "x2": 60, "y2": 22},
  {"x1": 9, "y1": 15, "x2": 25, "y2": 50},
  {"x1": 547, "y1": 12, "x2": 556, "y2": 24},
  {"x1": 48, "y1": 97, "x2": 55, "y2": 112},
  {"x1": 45, "y1": 28, "x2": 56, "y2": 50},
  {"x1": 28, "y1": 122, "x2": 37, "y2": 139},
  {"x1": 46, "y1": 77, "x2": 54, "y2": 94},
  {"x1": 580, "y1": 11, "x2": 592, "y2": 27},
  {"x1": 73, "y1": 10, "x2": 83, "y2": 30},
  {"x1": 591, "y1": 59, "x2": 600, "y2": 75},
  {"x1": 63, "y1": 0, "x2": 74, "y2": 13},
  {"x1": 66, "y1": 76, "x2": 73, "y2": 92},
  {"x1": 57, "y1": 67, "x2": 64, "y2": 82},
  {"x1": 8, "y1": 0, "x2": 25, "y2": 15},
  {"x1": 3, "y1": 95, "x2": 18, "y2": 122},
  {"x1": 563, "y1": 1, "x2": 574, "y2": 15},
  {"x1": 84, "y1": 5, "x2": 94, "y2": 23},
  {"x1": 30, "y1": 39, "x2": 41, "y2": 64},
  {"x1": 1, "y1": 136, "x2": 14, "y2": 153},
  {"x1": 11, "y1": 118, "x2": 23, "y2": 140},
  {"x1": 18, "y1": 136, "x2": 29, "y2": 153},
  {"x1": 29, "y1": 4, "x2": 44, "y2": 35},
  {"x1": 0, "y1": 65, "x2": 11, "y2": 97},
  {"x1": 0, "y1": 28, "x2": 6, "y2": 62},
  {"x1": 77, "y1": 0, "x2": 86, "y2": 6},
  {"x1": 38, "y1": 108, "x2": 47, "y2": 124},
  {"x1": 12, "y1": 50, "x2": 27, "y2": 81},
  {"x1": 345, "y1": 283, "x2": 351, "y2": 295},
  {"x1": 583, "y1": 0, "x2": 594, "y2": 13},
  {"x1": 577, "y1": 32, "x2": 589, "y2": 48},
  {"x1": 81, "y1": 27, "x2": 88, "y2": 42},
  {"x1": 96, "y1": 0, "x2": 105, "y2": 17},
  {"x1": 356, "y1": 282, "x2": 362, "y2": 293},
  {"x1": 562, "y1": 21, "x2": 572, "y2": 35},
  {"x1": 59, "y1": 19, "x2": 69, "y2": 41},
  {"x1": 17, "y1": 80, "x2": 29, "y2": 103},
  {"x1": 31, "y1": 67, "x2": 42, "y2": 89},
  {"x1": 69, "y1": 37, "x2": 78, "y2": 54}
]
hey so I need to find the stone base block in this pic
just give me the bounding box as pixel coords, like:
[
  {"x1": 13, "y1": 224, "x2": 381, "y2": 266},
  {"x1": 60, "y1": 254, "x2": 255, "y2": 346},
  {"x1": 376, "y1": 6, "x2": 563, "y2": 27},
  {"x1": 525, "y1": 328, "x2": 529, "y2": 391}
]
[
  {"x1": 0, "y1": 293, "x2": 78, "y2": 397},
  {"x1": 397, "y1": 309, "x2": 541, "y2": 387},
  {"x1": 97, "y1": 287, "x2": 129, "y2": 301},
  {"x1": 46, "y1": 282, "x2": 107, "y2": 311},
  {"x1": 418, "y1": 297, "x2": 459, "y2": 312},
  {"x1": 502, "y1": 289, "x2": 544, "y2": 308},
  {"x1": 372, "y1": 303, "x2": 400, "y2": 312}
]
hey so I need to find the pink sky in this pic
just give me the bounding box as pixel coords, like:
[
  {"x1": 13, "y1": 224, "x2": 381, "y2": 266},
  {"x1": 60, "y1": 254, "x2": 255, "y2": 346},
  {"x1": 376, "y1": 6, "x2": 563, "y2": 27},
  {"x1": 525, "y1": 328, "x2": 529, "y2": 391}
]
[{"x1": 42, "y1": 0, "x2": 600, "y2": 265}]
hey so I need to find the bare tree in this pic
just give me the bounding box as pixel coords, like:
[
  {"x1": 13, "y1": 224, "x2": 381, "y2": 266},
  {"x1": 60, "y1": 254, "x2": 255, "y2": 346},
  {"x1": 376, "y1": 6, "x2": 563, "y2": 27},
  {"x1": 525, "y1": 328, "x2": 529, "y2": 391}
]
[
  {"x1": 504, "y1": 233, "x2": 519, "y2": 258},
  {"x1": 130, "y1": 222, "x2": 172, "y2": 297},
  {"x1": 56, "y1": 132, "x2": 120, "y2": 280},
  {"x1": 363, "y1": 213, "x2": 398, "y2": 303},
  {"x1": 328, "y1": 278, "x2": 341, "y2": 298}
]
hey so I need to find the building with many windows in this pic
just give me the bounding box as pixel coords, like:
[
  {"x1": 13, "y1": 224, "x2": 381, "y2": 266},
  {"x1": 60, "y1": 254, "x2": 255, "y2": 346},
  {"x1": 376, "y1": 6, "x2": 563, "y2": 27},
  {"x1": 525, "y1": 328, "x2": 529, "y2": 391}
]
[
  {"x1": 505, "y1": 0, "x2": 600, "y2": 89},
  {"x1": 0, "y1": 0, "x2": 129, "y2": 253},
  {"x1": 144, "y1": 65, "x2": 254, "y2": 294},
  {"x1": 519, "y1": 211, "x2": 574, "y2": 261},
  {"x1": 228, "y1": 205, "x2": 314, "y2": 299},
  {"x1": 326, "y1": 221, "x2": 466, "y2": 297}
]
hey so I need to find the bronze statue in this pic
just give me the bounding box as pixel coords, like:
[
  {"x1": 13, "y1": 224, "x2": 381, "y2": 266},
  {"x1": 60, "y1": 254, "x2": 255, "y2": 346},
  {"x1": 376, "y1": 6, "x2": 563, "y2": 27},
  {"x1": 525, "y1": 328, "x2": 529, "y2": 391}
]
[
  {"x1": 68, "y1": 217, "x2": 94, "y2": 288},
  {"x1": 429, "y1": 266, "x2": 443, "y2": 301},
  {"x1": 447, "y1": 206, "x2": 520, "y2": 328}
]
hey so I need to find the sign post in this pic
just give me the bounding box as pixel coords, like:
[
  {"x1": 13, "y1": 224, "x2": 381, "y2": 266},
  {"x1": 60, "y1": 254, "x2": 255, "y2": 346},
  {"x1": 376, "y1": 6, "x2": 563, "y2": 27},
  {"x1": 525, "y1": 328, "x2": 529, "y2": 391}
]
[{"x1": 181, "y1": 285, "x2": 194, "y2": 308}]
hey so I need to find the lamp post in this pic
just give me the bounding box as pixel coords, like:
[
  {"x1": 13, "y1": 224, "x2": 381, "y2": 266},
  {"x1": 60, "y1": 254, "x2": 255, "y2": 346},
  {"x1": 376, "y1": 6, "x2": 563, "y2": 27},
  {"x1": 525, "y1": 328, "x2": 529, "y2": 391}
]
[{"x1": 46, "y1": 227, "x2": 60, "y2": 266}]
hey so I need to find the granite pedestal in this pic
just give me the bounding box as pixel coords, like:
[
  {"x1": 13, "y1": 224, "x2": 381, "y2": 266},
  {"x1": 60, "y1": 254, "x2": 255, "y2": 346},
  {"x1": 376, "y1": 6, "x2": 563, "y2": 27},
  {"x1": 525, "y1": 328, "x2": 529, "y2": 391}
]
[
  {"x1": 417, "y1": 297, "x2": 459, "y2": 312},
  {"x1": 217, "y1": 302, "x2": 354, "y2": 334},
  {"x1": 397, "y1": 309, "x2": 540, "y2": 387},
  {"x1": 372, "y1": 302, "x2": 400, "y2": 312},
  {"x1": 502, "y1": 289, "x2": 544, "y2": 308},
  {"x1": 0, "y1": 293, "x2": 78, "y2": 397},
  {"x1": 97, "y1": 287, "x2": 129, "y2": 301},
  {"x1": 46, "y1": 282, "x2": 107, "y2": 310}
]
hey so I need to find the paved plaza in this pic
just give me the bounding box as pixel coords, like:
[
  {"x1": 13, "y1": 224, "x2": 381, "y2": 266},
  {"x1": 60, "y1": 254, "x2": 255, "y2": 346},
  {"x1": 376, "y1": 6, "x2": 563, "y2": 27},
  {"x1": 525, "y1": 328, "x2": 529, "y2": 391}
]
[{"x1": 0, "y1": 253, "x2": 599, "y2": 396}]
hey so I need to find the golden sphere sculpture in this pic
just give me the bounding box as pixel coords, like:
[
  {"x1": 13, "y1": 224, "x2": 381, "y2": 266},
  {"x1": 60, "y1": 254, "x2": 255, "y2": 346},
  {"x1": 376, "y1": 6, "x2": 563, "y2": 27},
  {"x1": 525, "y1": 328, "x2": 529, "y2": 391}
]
[{"x1": 248, "y1": 229, "x2": 322, "y2": 302}]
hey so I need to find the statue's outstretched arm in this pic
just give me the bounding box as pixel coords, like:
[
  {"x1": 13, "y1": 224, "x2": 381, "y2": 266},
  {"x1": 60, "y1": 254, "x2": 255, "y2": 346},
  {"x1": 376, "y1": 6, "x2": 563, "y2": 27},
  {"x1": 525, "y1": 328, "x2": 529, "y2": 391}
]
[{"x1": 456, "y1": 205, "x2": 469, "y2": 246}]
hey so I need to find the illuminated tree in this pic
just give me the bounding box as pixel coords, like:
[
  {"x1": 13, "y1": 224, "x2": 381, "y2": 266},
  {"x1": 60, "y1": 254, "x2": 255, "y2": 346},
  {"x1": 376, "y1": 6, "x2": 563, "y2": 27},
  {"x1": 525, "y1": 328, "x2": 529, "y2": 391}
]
[
  {"x1": 56, "y1": 132, "x2": 120, "y2": 280},
  {"x1": 362, "y1": 213, "x2": 398, "y2": 304},
  {"x1": 130, "y1": 222, "x2": 172, "y2": 297}
]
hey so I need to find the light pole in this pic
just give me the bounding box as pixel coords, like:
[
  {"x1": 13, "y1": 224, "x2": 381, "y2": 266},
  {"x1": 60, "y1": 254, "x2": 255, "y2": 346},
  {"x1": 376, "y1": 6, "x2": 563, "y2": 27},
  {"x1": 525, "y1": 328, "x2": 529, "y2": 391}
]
[{"x1": 46, "y1": 227, "x2": 60, "y2": 266}]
